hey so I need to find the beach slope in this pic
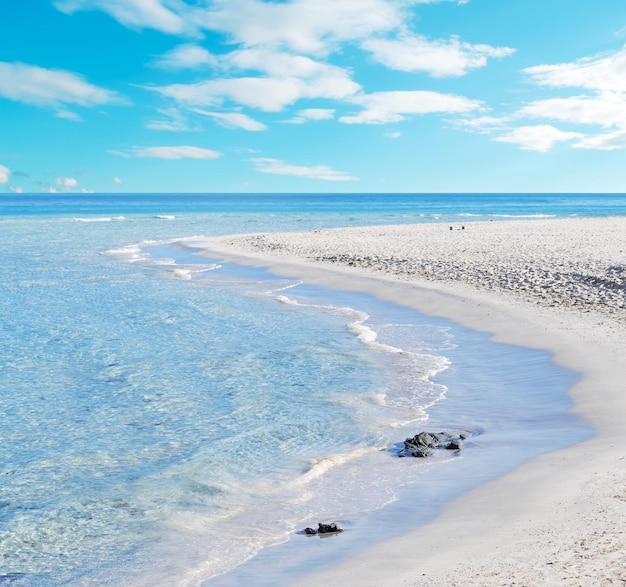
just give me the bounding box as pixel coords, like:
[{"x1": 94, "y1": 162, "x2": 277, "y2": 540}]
[{"x1": 192, "y1": 218, "x2": 626, "y2": 586}]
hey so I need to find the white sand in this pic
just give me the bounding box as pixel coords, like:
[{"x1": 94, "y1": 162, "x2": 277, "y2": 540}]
[{"x1": 191, "y1": 217, "x2": 626, "y2": 586}]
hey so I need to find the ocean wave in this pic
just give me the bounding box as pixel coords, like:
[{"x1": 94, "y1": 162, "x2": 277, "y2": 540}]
[
  {"x1": 290, "y1": 447, "x2": 380, "y2": 488},
  {"x1": 270, "y1": 291, "x2": 451, "y2": 386},
  {"x1": 72, "y1": 216, "x2": 125, "y2": 222},
  {"x1": 168, "y1": 265, "x2": 221, "y2": 280},
  {"x1": 103, "y1": 237, "x2": 210, "y2": 267},
  {"x1": 152, "y1": 257, "x2": 176, "y2": 265},
  {"x1": 102, "y1": 243, "x2": 150, "y2": 263},
  {"x1": 272, "y1": 290, "x2": 369, "y2": 323}
]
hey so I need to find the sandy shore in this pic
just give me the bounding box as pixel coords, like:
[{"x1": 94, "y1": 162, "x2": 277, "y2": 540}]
[{"x1": 191, "y1": 217, "x2": 626, "y2": 586}]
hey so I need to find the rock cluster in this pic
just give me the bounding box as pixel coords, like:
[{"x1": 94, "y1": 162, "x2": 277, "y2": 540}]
[
  {"x1": 304, "y1": 522, "x2": 343, "y2": 535},
  {"x1": 399, "y1": 431, "x2": 467, "y2": 458}
]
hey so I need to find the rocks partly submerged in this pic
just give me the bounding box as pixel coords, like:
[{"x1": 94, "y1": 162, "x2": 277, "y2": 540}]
[
  {"x1": 304, "y1": 523, "x2": 343, "y2": 536},
  {"x1": 399, "y1": 431, "x2": 469, "y2": 458}
]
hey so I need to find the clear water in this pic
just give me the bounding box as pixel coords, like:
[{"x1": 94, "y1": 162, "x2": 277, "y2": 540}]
[{"x1": 1, "y1": 193, "x2": 618, "y2": 586}]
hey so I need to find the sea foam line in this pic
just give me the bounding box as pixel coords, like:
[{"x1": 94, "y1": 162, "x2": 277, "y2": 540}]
[
  {"x1": 72, "y1": 216, "x2": 125, "y2": 222},
  {"x1": 289, "y1": 446, "x2": 382, "y2": 488},
  {"x1": 270, "y1": 288, "x2": 448, "y2": 376}
]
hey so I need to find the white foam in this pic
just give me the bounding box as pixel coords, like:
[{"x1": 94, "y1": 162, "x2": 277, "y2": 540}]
[
  {"x1": 290, "y1": 447, "x2": 380, "y2": 488},
  {"x1": 349, "y1": 320, "x2": 406, "y2": 355},
  {"x1": 103, "y1": 237, "x2": 212, "y2": 268},
  {"x1": 166, "y1": 264, "x2": 221, "y2": 280},
  {"x1": 171, "y1": 269, "x2": 192, "y2": 280},
  {"x1": 103, "y1": 243, "x2": 150, "y2": 263},
  {"x1": 72, "y1": 216, "x2": 125, "y2": 222},
  {"x1": 152, "y1": 257, "x2": 176, "y2": 266}
]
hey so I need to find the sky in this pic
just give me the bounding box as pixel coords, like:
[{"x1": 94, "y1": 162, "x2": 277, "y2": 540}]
[{"x1": 2, "y1": 0, "x2": 626, "y2": 193}]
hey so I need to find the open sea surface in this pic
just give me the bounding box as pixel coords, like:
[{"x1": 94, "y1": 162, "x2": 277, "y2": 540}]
[{"x1": 1, "y1": 193, "x2": 623, "y2": 586}]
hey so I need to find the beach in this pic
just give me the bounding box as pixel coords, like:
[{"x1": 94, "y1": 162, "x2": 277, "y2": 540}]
[{"x1": 193, "y1": 217, "x2": 626, "y2": 586}]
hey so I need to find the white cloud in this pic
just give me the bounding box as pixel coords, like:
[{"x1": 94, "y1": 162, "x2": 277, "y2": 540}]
[
  {"x1": 494, "y1": 125, "x2": 583, "y2": 152},
  {"x1": 483, "y1": 45, "x2": 626, "y2": 152},
  {"x1": 150, "y1": 49, "x2": 360, "y2": 112},
  {"x1": 250, "y1": 157, "x2": 357, "y2": 181},
  {"x1": 45, "y1": 176, "x2": 87, "y2": 192},
  {"x1": 284, "y1": 108, "x2": 335, "y2": 123},
  {"x1": 55, "y1": 109, "x2": 83, "y2": 121},
  {"x1": 146, "y1": 107, "x2": 198, "y2": 131},
  {"x1": 573, "y1": 130, "x2": 626, "y2": 150},
  {"x1": 298, "y1": 108, "x2": 335, "y2": 120},
  {"x1": 54, "y1": 0, "x2": 187, "y2": 34},
  {"x1": 363, "y1": 34, "x2": 515, "y2": 77},
  {"x1": 9, "y1": 185, "x2": 24, "y2": 193},
  {"x1": 191, "y1": 108, "x2": 267, "y2": 130},
  {"x1": 114, "y1": 145, "x2": 222, "y2": 159},
  {"x1": 519, "y1": 94, "x2": 626, "y2": 129},
  {"x1": 224, "y1": 48, "x2": 335, "y2": 78},
  {"x1": 154, "y1": 44, "x2": 217, "y2": 69},
  {"x1": 0, "y1": 62, "x2": 124, "y2": 111},
  {"x1": 54, "y1": 0, "x2": 466, "y2": 53},
  {"x1": 0, "y1": 164, "x2": 10, "y2": 184},
  {"x1": 152, "y1": 67, "x2": 360, "y2": 112},
  {"x1": 385, "y1": 131, "x2": 402, "y2": 138},
  {"x1": 114, "y1": 176, "x2": 123, "y2": 184},
  {"x1": 57, "y1": 177, "x2": 79, "y2": 188},
  {"x1": 455, "y1": 115, "x2": 511, "y2": 136},
  {"x1": 108, "y1": 150, "x2": 131, "y2": 158},
  {"x1": 199, "y1": 0, "x2": 403, "y2": 55},
  {"x1": 524, "y1": 45, "x2": 626, "y2": 93},
  {"x1": 340, "y1": 90, "x2": 482, "y2": 124}
]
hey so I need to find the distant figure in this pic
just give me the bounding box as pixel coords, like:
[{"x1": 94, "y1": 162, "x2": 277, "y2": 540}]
[
  {"x1": 449, "y1": 226, "x2": 453, "y2": 230},
  {"x1": 462, "y1": 226, "x2": 465, "y2": 230}
]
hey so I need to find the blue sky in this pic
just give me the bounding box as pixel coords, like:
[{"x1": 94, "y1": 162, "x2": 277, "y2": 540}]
[{"x1": 2, "y1": 0, "x2": 626, "y2": 193}]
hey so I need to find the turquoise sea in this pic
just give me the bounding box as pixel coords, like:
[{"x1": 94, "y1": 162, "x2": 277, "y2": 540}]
[{"x1": 1, "y1": 193, "x2": 623, "y2": 586}]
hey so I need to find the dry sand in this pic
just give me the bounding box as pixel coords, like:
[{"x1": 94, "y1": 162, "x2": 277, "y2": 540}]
[{"x1": 191, "y1": 217, "x2": 626, "y2": 587}]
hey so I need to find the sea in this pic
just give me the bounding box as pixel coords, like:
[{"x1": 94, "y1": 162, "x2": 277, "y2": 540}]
[{"x1": 1, "y1": 193, "x2": 624, "y2": 586}]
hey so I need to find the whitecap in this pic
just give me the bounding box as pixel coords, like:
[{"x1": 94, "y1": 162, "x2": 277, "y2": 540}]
[{"x1": 72, "y1": 216, "x2": 125, "y2": 222}]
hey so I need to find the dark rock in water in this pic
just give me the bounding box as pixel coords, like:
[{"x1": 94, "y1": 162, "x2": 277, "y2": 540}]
[
  {"x1": 304, "y1": 522, "x2": 343, "y2": 535},
  {"x1": 445, "y1": 439, "x2": 463, "y2": 450},
  {"x1": 399, "y1": 431, "x2": 468, "y2": 457},
  {"x1": 318, "y1": 522, "x2": 342, "y2": 534}
]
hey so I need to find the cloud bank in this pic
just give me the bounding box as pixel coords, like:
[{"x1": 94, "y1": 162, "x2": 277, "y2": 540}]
[
  {"x1": 55, "y1": 0, "x2": 512, "y2": 136},
  {"x1": 461, "y1": 44, "x2": 626, "y2": 151}
]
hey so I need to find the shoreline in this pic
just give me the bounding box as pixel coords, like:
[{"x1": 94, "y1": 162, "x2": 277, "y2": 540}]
[{"x1": 190, "y1": 217, "x2": 626, "y2": 586}]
